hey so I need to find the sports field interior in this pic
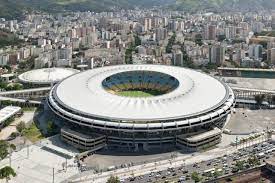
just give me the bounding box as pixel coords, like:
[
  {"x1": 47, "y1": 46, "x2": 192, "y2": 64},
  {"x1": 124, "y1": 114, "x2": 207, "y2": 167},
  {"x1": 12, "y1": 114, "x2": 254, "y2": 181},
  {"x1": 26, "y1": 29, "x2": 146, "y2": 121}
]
[{"x1": 116, "y1": 89, "x2": 165, "y2": 97}]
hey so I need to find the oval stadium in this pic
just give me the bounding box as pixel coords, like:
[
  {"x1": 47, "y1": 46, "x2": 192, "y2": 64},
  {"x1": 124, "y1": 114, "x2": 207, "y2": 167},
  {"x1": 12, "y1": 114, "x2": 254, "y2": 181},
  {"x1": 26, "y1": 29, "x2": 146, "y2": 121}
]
[{"x1": 47, "y1": 65, "x2": 235, "y2": 152}]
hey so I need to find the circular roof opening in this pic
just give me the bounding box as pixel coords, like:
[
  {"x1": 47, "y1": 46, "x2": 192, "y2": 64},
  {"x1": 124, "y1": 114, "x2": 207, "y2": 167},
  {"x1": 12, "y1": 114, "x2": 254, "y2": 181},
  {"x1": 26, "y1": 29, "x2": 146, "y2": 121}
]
[{"x1": 102, "y1": 70, "x2": 179, "y2": 98}]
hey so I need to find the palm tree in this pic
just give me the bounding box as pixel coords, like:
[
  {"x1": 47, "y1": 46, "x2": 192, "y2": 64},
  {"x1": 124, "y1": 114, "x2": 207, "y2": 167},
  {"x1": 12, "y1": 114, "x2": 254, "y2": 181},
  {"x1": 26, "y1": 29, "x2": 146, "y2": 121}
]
[
  {"x1": 0, "y1": 166, "x2": 16, "y2": 182},
  {"x1": 16, "y1": 121, "x2": 26, "y2": 135},
  {"x1": 9, "y1": 144, "x2": 16, "y2": 152}
]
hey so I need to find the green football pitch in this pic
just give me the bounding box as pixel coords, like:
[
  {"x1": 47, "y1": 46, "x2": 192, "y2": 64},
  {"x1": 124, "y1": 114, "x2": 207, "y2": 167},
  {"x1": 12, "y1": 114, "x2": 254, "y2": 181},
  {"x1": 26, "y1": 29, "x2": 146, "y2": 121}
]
[{"x1": 116, "y1": 90, "x2": 164, "y2": 97}]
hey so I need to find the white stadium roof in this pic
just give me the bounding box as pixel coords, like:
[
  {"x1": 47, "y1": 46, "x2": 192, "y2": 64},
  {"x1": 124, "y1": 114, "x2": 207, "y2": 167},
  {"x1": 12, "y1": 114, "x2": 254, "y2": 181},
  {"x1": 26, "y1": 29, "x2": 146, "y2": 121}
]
[
  {"x1": 18, "y1": 68, "x2": 79, "y2": 85},
  {"x1": 52, "y1": 65, "x2": 232, "y2": 121}
]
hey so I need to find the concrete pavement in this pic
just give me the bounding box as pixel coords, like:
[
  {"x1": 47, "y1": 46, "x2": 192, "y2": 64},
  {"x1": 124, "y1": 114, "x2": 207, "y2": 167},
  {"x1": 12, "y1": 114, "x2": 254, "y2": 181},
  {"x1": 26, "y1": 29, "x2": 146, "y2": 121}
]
[{"x1": 0, "y1": 111, "x2": 35, "y2": 140}]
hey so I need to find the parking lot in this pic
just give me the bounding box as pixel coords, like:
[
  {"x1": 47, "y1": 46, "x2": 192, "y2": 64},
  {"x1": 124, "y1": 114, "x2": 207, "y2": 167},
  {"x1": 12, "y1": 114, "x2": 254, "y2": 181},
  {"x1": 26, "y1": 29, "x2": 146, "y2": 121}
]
[
  {"x1": 222, "y1": 77, "x2": 275, "y2": 91},
  {"x1": 225, "y1": 108, "x2": 275, "y2": 134}
]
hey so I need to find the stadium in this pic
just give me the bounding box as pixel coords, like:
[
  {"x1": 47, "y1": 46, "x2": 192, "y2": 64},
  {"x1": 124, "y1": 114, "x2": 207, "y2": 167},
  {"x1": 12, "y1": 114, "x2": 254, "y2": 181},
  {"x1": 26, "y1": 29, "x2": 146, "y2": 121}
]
[
  {"x1": 47, "y1": 65, "x2": 235, "y2": 152},
  {"x1": 18, "y1": 68, "x2": 79, "y2": 86}
]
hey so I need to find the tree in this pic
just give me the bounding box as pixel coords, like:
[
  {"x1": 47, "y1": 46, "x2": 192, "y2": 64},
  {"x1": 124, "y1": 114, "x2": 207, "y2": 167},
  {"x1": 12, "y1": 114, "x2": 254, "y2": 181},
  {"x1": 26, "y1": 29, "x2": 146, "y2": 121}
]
[
  {"x1": 217, "y1": 35, "x2": 226, "y2": 42},
  {"x1": 5, "y1": 83, "x2": 23, "y2": 91},
  {"x1": 16, "y1": 121, "x2": 26, "y2": 134},
  {"x1": 9, "y1": 132, "x2": 19, "y2": 139},
  {"x1": 18, "y1": 56, "x2": 37, "y2": 71},
  {"x1": 255, "y1": 94, "x2": 266, "y2": 107},
  {"x1": 106, "y1": 175, "x2": 120, "y2": 183},
  {"x1": 9, "y1": 144, "x2": 16, "y2": 152},
  {"x1": 191, "y1": 172, "x2": 201, "y2": 182},
  {"x1": 46, "y1": 121, "x2": 58, "y2": 136},
  {"x1": 0, "y1": 166, "x2": 16, "y2": 182},
  {"x1": 248, "y1": 155, "x2": 260, "y2": 166},
  {"x1": 166, "y1": 33, "x2": 176, "y2": 53},
  {"x1": 194, "y1": 34, "x2": 203, "y2": 46},
  {"x1": 134, "y1": 35, "x2": 141, "y2": 47},
  {"x1": 267, "y1": 95, "x2": 275, "y2": 105},
  {"x1": 235, "y1": 160, "x2": 245, "y2": 171},
  {"x1": 0, "y1": 141, "x2": 9, "y2": 160},
  {"x1": 125, "y1": 45, "x2": 134, "y2": 64}
]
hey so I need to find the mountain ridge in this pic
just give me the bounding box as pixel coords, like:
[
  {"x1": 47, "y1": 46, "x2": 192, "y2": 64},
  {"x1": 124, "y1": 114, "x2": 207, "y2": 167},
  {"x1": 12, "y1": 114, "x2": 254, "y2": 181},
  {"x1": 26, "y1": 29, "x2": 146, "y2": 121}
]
[
  {"x1": 1, "y1": 0, "x2": 275, "y2": 20},
  {"x1": 0, "y1": 0, "x2": 175, "y2": 19},
  {"x1": 175, "y1": 0, "x2": 275, "y2": 12}
]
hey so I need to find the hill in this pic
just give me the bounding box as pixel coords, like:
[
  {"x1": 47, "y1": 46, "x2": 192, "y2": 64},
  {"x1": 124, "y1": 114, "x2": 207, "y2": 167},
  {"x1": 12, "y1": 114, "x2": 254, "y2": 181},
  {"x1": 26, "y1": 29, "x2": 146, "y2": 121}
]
[
  {"x1": 175, "y1": 0, "x2": 275, "y2": 12},
  {"x1": 0, "y1": 0, "x2": 174, "y2": 20},
  {"x1": 1, "y1": 0, "x2": 275, "y2": 20}
]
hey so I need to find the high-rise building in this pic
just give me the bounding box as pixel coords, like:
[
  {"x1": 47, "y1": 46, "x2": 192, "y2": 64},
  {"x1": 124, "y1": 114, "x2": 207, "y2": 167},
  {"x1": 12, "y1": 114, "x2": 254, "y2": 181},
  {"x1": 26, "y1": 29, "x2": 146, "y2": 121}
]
[
  {"x1": 155, "y1": 28, "x2": 167, "y2": 42},
  {"x1": 225, "y1": 26, "x2": 236, "y2": 40},
  {"x1": 208, "y1": 25, "x2": 217, "y2": 40},
  {"x1": 168, "y1": 20, "x2": 178, "y2": 32},
  {"x1": 272, "y1": 14, "x2": 275, "y2": 30},
  {"x1": 249, "y1": 44, "x2": 263, "y2": 60},
  {"x1": 252, "y1": 22, "x2": 264, "y2": 33},
  {"x1": 268, "y1": 48, "x2": 275, "y2": 65},
  {"x1": 209, "y1": 45, "x2": 225, "y2": 66},
  {"x1": 172, "y1": 50, "x2": 183, "y2": 66},
  {"x1": 144, "y1": 18, "x2": 152, "y2": 32}
]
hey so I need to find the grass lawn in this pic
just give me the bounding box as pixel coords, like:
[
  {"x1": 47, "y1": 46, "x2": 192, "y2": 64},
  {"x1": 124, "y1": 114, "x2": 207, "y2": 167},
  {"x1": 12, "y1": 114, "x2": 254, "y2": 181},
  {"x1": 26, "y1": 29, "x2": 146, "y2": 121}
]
[
  {"x1": 116, "y1": 90, "x2": 164, "y2": 97},
  {"x1": 23, "y1": 123, "x2": 44, "y2": 143},
  {"x1": 22, "y1": 107, "x2": 37, "y2": 112}
]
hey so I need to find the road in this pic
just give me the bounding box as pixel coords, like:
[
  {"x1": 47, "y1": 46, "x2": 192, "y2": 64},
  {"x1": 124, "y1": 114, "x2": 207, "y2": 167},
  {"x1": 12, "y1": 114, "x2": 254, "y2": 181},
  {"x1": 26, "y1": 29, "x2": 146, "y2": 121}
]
[
  {"x1": 67, "y1": 135, "x2": 270, "y2": 183},
  {"x1": 124, "y1": 141, "x2": 274, "y2": 183}
]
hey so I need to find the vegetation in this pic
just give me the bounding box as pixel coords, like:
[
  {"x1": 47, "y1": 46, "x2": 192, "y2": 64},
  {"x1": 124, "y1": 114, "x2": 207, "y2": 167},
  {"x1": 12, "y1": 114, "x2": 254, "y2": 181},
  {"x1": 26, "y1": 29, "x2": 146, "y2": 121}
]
[
  {"x1": 22, "y1": 107, "x2": 37, "y2": 112},
  {"x1": 46, "y1": 121, "x2": 59, "y2": 136},
  {"x1": 0, "y1": 0, "x2": 174, "y2": 20},
  {"x1": 125, "y1": 45, "x2": 134, "y2": 64},
  {"x1": 194, "y1": 34, "x2": 203, "y2": 46},
  {"x1": 175, "y1": 0, "x2": 275, "y2": 12},
  {"x1": 0, "y1": 29, "x2": 24, "y2": 48},
  {"x1": 235, "y1": 160, "x2": 245, "y2": 171},
  {"x1": 125, "y1": 34, "x2": 141, "y2": 64},
  {"x1": 5, "y1": 83, "x2": 23, "y2": 91},
  {"x1": 106, "y1": 175, "x2": 120, "y2": 183},
  {"x1": 0, "y1": 100, "x2": 18, "y2": 107},
  {"x1": 116, "y1": 89, "x2": 164, "y2": 97},
  {"x1": 180, "y1": 43, "x2": 196, "y2": 69},
  {"x1": 22, "y1": 123, "x2": 44, "y2": 143},
  {"x1": 267, "y1": 95, "x2": 275, "y2": 104},
  {"x1": 0, "y1": 166, "x2": 16, "y2": 182},
  {"x1": 134, "y1": 35, "x2": 141, "y2": 47},
  {"x1": 247, "y1": 155, "x2": 260, "y2": 166},
  {"x1": 0, "y1": 141, "x2": 16, "y2": 161},
  {"x1": 258, "y1": 31, "x2": 275, "y2": 37},
  {"x1": 2, "y1": 116, "x2": 15, "y2": 128},
  {"x1": 0, "y1": 141, "x2": 9, "y2": 160},
  {"x1": 255, "y1": 94, "x2": 266, "y2": 106},
  {"x1": 16, "y1": 121, "x2": 26, "y2": 134},
  {"x1": 0, "y1": 82, "x2": 23, "y2": 92},
  {"x1": 18, "y1": 56, "x2": 36, "y2": 71},
  {"x1": 191, "y1": 171, "x2": 202, "y2": 182},
  {"x1": 166, "y1": 33, "x2": 176, "y2": 53},
  {"x1": 217, "y1": 35, "x2": 226, "y2": 42},
  {"x1": 9, "y1": 132, "x2": 20, "y2": 139}
]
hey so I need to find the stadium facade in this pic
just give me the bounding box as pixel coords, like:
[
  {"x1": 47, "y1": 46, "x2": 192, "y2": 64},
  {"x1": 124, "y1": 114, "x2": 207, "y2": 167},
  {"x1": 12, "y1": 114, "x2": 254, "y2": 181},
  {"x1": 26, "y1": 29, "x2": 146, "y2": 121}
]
[{"x1": 47, "y1": 65, "x2": 235, "y2": 152}]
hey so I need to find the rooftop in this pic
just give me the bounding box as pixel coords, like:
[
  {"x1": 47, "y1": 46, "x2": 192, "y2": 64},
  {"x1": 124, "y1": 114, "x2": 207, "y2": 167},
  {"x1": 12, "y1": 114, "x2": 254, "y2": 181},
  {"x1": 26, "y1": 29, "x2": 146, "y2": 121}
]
[
  {"x1": 18, "y1": 68, "x2": 79, "y2": 85},
  {"x1": 185, "y1": 128, "x2": 222, "y2": 142},
  {"x1": 53, "y1": 65, "x2": 232, "y2": 121},
  {"x1": 0, "y1": 106, "x2": 21, "y2": 124}
]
